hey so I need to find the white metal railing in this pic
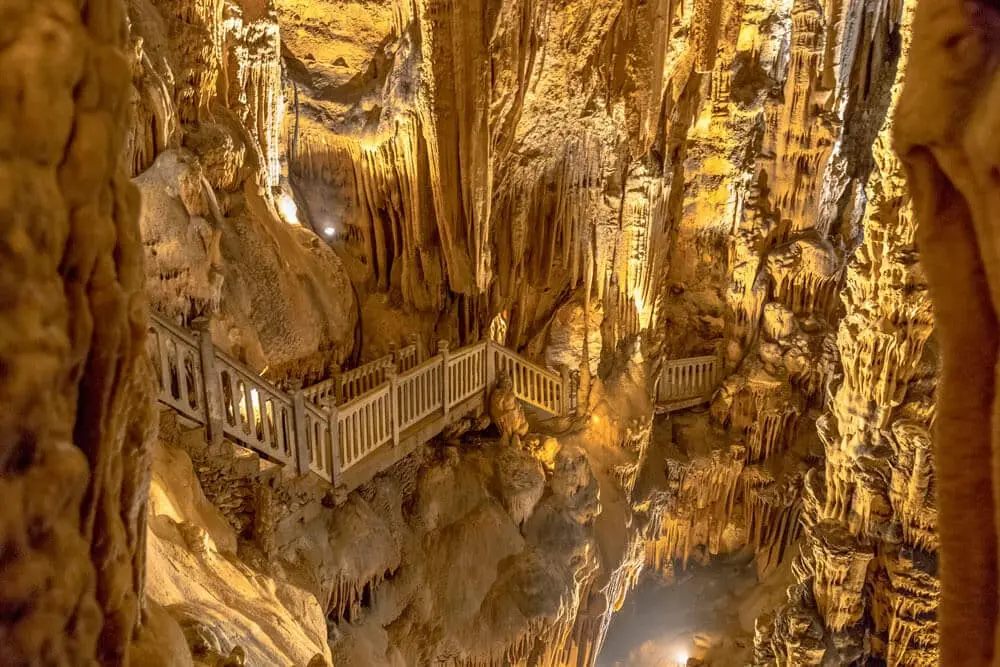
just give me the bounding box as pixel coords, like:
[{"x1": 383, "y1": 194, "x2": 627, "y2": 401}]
[
  {"x1": 216, "y1": 349, "x2": 296, "y2": 466},
  {"x1": 491, "y1": 345, "x2": 568, "y2": 416},
  {"x1": 302, "y1": 340, "x2": 421, "y2": 408},
  {"x1": 149, "y1": 313, "x2": 573, "y2": 487},
  {"x1": 337, "y1": 385, "x2": 393, "y2": 472},
  {"x1": 394, "y1": 339, "x2": 420, "y2": 373},
  {"x1": 447, "y1": 341, "x2": 488, "y2": 408},
  {"x1": 397, "y1": 357, "x2": 444, "y2": 433},
  {"x1": 147, "y1": 317, "x2": 206, "y2": 424},
  {"x1": 301, "y1": 376, "x2": 338, "y2": 407},
  {"x1": 657, "y1": 354, "x2": 721, "y2": 406},
  {"x1": 302, "y1": 400, "x2": 335, "y2": 483}
]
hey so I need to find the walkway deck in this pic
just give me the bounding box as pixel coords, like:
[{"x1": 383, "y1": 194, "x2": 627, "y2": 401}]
[{"x1": 147, "y1": 313, "x2": 571, "y2": 491}]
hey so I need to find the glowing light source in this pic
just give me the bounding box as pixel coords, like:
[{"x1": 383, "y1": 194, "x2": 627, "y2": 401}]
[
  {"x1": 674, "y1": 649, "x2": 689, "y2": 666},
  {"x1": 632, "y1": 287, "x2": 644, "y2": 311},
  {"x1": 591, "y1": 415, "x2": 600, "y2": 425},
  {"x1": 323, "y1": 226, "x2": 336, "y2": 238},
  {"x1": 277, "y1": 192, "x2": 300, "y2": 225}
]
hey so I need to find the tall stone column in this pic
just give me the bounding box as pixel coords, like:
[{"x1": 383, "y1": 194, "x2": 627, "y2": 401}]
[{"x1": 0, "y1": 1, "x2": 152, "y2": 664}]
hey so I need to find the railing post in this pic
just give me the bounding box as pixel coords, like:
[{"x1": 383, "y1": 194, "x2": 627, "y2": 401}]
[
  {"x1": 486, "y1": 340, "x2": 497, "y2": 391},
  {"x1": 192, "y1": 316, "x2": 224, "y2": 447},
  {"x1": 387, "y1": 365, "x2": 400, "y2": 447},
  {"x1": 333, "y1": 364, "x2": 345, "y2": 405},
  {"x1": 439, "y1": 340, "x2": 451, "y2": 419},
  {"x1": 560, "y1": 365, "x2": 571, "y2": 417},
  {"x1": 408, "y1": 333, "x2": 420, "y2": 363},
  {"x1": 290, "y1": 379, "x2": 311, "y2": 476},
  {"x1": 328, "y1": 403, "x2": 341, "y2": 487},
  {"x1": 389, "y1": 342, "x2": 399, "y2": 371}
]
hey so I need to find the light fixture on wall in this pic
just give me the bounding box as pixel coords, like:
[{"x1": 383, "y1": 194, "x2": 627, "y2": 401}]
[{"x1": 323, "y1": 226, "x2": 336, "y2": 238}]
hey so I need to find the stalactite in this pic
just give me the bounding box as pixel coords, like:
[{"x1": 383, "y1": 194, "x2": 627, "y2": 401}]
[
  {"x1": 645, "y1": 445, "x2": 746, "y2": 572},
  {"x1": 754, "y1": 0, "x2": 938, "y2": 659},
  {"x1": 160, "y1": 0, "x2": 226, "y2": 123},
  {"x1": 326, "y1": 568, "x2": 393, "y2": 624},
  {"x1": 742, "y1": 467, "x2": 805, "y2": 578}
]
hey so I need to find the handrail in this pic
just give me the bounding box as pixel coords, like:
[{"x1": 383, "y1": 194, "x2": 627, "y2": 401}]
[
  {"x1": 657, "y1": 353, "x2": 721, "y2": 406},
  {"x1": 302, "y1": 345, "x2": 421, "y2": 408},
  {"x1": 337, "y1": 385, "x2": 393, "y2": 473},
  {"x1": 148, "y1": 314, "x2": 573, "y2": 491},
  {"x1": 146, "y1": 316, "x2": 206, "y2": 425},
  {"x1": 662, "y1": 354, "x2": 718, "y2": 369},
  {"x1": 490, "y1": 343, "x2": 567, "y2": 416},
  {"x1": 395, "y1": 342, "x2": 420, "y2": 373},
  {"x1": 213, "y1": 347, "x2": 296, "y2": 466},
  {"x1": 301, "y1": 376, "x2": 337, "y2": 406},
  {"x1": 397, "y1": 356, "x2": 445, "y2": 433}
]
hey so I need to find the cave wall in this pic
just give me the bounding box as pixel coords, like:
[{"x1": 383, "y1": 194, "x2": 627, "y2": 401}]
[
  {"x1": 0, "y1": 0, "x2": 154, "y2": 663},
  {"x1": 127, "y1": 0, "x2": 359, "y2": 381},
  {"x1": 0, "y1": 0, "x2": 955, "y2": 665},
  {"x1": 754, "y1": 2, "x2": 941, "y2": 663},
  {"x1": 280, "y1": 0, "x2": 671, "y2": 353}
]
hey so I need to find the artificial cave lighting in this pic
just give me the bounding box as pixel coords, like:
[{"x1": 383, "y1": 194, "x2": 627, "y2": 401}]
[{"x1": 278, "y1": 192, "x2": 300, "y2": 225}]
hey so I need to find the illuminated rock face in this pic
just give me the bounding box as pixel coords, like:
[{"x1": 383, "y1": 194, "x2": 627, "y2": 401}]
[
  {"x1": 127, "y1": 0, "x2": 939, "y2": 662},
  {"x1": 754, "y1": 3, "x2": 941, "y2": 664},
  {"x1": 127, "y1": 0, "x2": 358, "y2": 382}
]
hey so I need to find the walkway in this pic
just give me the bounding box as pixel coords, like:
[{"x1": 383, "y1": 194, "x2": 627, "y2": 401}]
[
  {"x1": 147, "y1": 313, "x2": 573, "y2": 491},
  {"x1": 655, "y1": 354, "x2": 722, "y2": 413},
  {"x1": 148, "y1": 312, "x2": 719, "y2": 490}
]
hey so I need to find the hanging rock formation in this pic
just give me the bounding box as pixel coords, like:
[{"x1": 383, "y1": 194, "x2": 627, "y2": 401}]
[
  {"x1": 754, "y1": 2, "x2": 940, "y2": 663},
  {"x1": 0, "y1": 0, "x2": 961, "y2": 664}
]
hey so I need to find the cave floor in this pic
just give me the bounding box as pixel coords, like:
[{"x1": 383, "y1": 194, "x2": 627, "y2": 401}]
[{"x1": 598, "y1": 551, "x2": 792, "y2": 666}]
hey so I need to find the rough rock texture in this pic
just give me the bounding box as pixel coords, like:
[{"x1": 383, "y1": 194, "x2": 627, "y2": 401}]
[
  {"x1": 895, "y1": 1, "x2": 1000, "y2": 664},
  {"x1": 1, "y1": 0, "x2": 957, "y2": 664},
  {"x1": 127, "y1": 0, "x2": 359, "y2": 381},
  {"x1": 489, "y1": 370, "x2": 530, "y2": 446},
  {"x1": 147, "y1": 437, "x2": 332, "y2": 666},
  {"x1": 0, "y1": 0, "x2": 160, "y2": 664},
  {"x1": 754, "y1": 3, "x2": 940, "y2": 664},
  {"x1": 279, "y1": 0, "x2": 670, "y2": 351}
]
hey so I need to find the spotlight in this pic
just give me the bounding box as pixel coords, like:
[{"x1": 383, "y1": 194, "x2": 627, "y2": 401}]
[
  {"x1": 323, "y1": 226, "x2": 336, "y2": 237},
  {"x1": 277, "y1": 193, "x2": 300, "y2": 225},
  {"x1": 674, "y1": 649, "x2": 689, "y2": 666}
]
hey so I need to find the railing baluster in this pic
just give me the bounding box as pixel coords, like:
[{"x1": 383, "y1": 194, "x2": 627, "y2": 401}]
[{"x1": 439, "y1": 340, "x2": 451, "y2": 416}]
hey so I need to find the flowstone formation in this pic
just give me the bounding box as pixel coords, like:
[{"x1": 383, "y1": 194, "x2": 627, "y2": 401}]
[
  {"x1": 0, "y1": 0, "x2": 956, "y2": 665},
  {"x1": 127, "y1": 0, "x2": 358, "y2": 381}
]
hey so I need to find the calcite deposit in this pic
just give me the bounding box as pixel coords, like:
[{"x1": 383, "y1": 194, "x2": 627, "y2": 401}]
[{"x1": 0, "y1": 0, "x2": 967, "y2": 664}]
